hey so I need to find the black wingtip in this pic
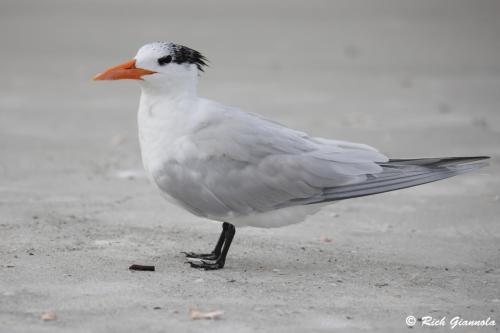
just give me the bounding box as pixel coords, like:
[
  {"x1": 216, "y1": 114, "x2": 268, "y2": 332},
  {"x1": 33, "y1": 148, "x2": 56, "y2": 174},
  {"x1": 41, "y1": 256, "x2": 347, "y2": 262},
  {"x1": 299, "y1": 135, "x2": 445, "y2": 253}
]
[
  {"x1": 388, "y1": 156, "x2": 491, "y2": 166},
  {"x1": 472, "y1": 156, "x2": 491, "y2": 161}
]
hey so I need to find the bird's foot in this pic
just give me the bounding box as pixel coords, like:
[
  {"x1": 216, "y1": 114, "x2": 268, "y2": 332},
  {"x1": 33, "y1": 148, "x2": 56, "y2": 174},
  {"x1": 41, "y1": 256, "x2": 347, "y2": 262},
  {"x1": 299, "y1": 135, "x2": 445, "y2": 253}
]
[
  {"x1": 184, "y1": 257, "x2": 225, "y2": 270},
  {"x1": 181, "y1": 251, "x2": 219, "y2": 260},
  {"x1": 181, "y1": 222, "x2": 234, "y2": 270}
]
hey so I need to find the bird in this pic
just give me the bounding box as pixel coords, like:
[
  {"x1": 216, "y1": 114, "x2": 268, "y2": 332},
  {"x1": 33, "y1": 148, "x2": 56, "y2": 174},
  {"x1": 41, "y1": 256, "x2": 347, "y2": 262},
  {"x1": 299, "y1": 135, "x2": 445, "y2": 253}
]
[{"x1": 94, "y1": 42, "x2": 489, "y2": 270}]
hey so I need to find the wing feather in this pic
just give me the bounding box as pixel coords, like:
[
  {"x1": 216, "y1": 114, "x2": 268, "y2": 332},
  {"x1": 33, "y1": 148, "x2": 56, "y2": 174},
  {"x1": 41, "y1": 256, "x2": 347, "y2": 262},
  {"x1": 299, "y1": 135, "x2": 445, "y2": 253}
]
[{"x1": 179, "y1": 103, "x2": 388, "y2": 216}]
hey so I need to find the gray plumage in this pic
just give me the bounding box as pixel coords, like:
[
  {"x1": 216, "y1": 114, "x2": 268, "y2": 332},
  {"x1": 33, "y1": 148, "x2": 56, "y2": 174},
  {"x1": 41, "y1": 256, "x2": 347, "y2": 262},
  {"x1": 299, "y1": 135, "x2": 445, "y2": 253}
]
[{"x1": 281, "y1": 156, "x2": 490, "y2": 206}]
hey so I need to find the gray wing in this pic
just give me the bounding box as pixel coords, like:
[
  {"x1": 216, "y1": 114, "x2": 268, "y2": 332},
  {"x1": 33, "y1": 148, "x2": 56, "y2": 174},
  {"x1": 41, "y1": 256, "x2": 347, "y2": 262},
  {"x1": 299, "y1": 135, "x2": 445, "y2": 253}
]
[
  {"x1": 176, "y1": 106, "x2": 389, "y2": 217},
  {"x1": 164, "y1": 105, "x2": 488, "y2": 219}
]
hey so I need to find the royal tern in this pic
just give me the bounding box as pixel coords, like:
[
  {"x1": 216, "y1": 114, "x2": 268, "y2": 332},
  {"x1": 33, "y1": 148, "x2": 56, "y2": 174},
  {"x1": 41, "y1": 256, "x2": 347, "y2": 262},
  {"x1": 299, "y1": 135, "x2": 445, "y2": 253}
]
[{"x1": 95, "y1": 42, "x2": 489, "y2": 270}]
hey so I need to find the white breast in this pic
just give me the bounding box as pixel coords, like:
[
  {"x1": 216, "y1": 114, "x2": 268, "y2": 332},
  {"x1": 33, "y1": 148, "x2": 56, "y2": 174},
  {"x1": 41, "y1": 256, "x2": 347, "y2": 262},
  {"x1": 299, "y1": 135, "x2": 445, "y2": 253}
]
[{"x1": 137, "y1": 93, "x2": 216, "y2": 217}]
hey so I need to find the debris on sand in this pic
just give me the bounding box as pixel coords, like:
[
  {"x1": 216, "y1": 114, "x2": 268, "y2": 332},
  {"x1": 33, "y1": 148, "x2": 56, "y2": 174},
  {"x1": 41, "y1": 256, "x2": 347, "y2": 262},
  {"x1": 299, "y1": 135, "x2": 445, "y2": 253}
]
[
  {"x1": 319, "y1": 235, "x2": 333, "y2": 243},
  {"x1": 110, "y1": 134, "x2": 126, "y2": 146},
  {"x1": 40, "y1": 311, "x2": 57, "y2": 321},
  {"x1": 189, "y1": 308, "x2": 223, "y2": 320},
  {"x1": 113, "y1": 169, "x2": 146, "y2": 180},
  {"x1": 129, "y1": 264, "x2": 155, "y2": 271}
]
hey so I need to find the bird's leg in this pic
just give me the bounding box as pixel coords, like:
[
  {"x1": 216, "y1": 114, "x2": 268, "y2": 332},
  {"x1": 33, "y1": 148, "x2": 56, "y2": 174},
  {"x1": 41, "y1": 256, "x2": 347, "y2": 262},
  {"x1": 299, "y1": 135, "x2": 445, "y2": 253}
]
[
  {"x1": 185, "y1": 222, "x2": 236, "y2": 270},
  {"x1": 181, "y1": 222, "x2": 228, "y2": 260}
]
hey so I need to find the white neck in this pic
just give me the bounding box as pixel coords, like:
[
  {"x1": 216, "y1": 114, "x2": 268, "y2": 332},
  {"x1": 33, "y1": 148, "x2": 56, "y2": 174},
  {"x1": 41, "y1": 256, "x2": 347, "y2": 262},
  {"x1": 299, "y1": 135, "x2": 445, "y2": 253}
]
[{"x1": 138, "y1": 70, "x2": 199, "y2": 103}]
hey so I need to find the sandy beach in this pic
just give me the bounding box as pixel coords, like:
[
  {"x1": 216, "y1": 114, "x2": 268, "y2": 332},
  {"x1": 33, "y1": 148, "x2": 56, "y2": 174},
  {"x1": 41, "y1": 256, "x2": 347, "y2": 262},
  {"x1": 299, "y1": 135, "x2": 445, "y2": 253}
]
[{"x1": 1, "y1": 0, "x2": 499, "y2": 332}]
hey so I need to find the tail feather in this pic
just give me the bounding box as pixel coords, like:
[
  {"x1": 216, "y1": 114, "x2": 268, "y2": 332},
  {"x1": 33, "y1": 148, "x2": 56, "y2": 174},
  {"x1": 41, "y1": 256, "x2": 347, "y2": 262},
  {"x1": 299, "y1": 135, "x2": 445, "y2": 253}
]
[{"x1": 308, "y1": 156, "x2": 490, "y2": 204}]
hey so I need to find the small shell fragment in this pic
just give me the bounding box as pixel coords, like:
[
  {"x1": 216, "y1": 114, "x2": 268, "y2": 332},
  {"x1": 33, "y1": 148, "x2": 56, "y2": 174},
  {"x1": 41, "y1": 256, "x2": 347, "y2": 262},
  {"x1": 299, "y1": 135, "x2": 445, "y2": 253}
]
[
  {"x1": 319, "y1": 235, "x2": 333, "y2": 243},
  {"x1": 41, "y1": 311, "x2": 57, "y2": 321},
  {"x1": 189, "y1": 308, "x2": 223, "y2": 320}
]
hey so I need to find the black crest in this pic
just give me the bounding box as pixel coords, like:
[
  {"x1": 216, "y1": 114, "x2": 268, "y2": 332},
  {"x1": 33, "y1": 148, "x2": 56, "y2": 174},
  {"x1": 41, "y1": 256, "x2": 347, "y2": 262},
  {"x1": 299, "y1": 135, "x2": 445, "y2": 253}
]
[{"x1": 168, "y1": 43, "x2": 208, "y2": 72}]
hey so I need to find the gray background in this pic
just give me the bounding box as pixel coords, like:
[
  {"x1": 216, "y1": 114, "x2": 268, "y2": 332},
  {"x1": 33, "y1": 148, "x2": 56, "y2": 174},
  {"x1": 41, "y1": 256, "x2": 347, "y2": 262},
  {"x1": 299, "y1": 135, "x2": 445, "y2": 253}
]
[{"x1": 1, "y1": 0, "x2": 499, "y2": 332}]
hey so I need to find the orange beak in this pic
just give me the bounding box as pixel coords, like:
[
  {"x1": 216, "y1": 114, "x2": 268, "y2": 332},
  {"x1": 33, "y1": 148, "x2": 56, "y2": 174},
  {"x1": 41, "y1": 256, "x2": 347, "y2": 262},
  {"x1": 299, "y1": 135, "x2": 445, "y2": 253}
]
[{"x1": 93, "y1": 59, "x2": 156, "y2": 81}]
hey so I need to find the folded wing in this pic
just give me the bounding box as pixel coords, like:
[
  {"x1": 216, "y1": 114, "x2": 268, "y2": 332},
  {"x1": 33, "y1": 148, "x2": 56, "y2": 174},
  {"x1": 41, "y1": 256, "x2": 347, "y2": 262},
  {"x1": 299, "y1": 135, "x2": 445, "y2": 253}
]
[{"x1": 185, "y1": 105, "x2": 389, "y2": 216}]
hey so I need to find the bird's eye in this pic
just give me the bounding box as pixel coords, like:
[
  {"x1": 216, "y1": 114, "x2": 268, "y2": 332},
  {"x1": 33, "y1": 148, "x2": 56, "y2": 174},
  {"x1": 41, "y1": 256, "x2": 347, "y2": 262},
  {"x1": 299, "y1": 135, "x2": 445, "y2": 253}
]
[{"x1": 158, "y1": 55, "x2": 172, "y2": 66}]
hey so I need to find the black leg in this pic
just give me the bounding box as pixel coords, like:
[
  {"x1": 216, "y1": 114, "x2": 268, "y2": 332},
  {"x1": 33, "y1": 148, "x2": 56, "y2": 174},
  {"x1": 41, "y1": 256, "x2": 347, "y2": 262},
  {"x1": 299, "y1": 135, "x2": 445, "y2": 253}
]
[
  {"x1": 181, "y1": 222, "x2": 228, "y2": 260},
  {"x1": 184, "y1": 222, "x2": 236, "y2": 270}
]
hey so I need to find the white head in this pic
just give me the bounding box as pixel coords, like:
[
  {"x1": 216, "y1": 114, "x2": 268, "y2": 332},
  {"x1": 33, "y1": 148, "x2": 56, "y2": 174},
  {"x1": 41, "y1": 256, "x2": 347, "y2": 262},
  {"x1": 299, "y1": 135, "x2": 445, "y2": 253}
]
[{"x1": 94, "y1": 42, "x2": 208, "y2": 97}]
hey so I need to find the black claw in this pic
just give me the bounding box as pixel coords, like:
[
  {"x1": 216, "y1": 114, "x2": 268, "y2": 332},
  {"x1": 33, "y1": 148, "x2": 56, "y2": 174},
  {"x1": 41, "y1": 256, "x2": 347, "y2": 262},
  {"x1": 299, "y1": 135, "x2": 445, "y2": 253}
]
[
  {"x1": 181, "y1": 251, "x2": 218, "y2": 260},
  {"x1": 181, "y1": 222, "x2": 235, "y2": 270},
  {"x1": 188, "y1": 258, "x2": 225, "y2": 270}
]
